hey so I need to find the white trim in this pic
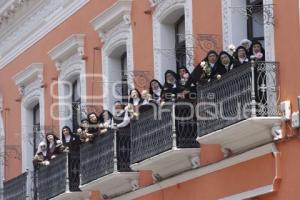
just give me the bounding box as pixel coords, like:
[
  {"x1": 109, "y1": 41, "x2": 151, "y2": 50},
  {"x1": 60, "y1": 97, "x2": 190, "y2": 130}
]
[
  {"x1": 219, "y1": 185, "x2": 274, "y2": 200},
  {"x1": 49, "y1": 35, "x2": 87, "y2": 132},
  {"x1": 221, "y1": 0, "x2": 248, "y2": 50},
  {"x1": 90, "y1": 0, "x2": 132, "y2": 42},
  {"x1": 12, "y1": 63, "x2": 43, "y2": 87},
  {"x1": 152, "y1": 0, "x2": 194, "y2": 82},
  {"x1": 112, "y1": 143, "x2": 276, "y2": 200},
  {"x1": 0, "y1": 95, "x2": 4, "y2": 200},
  {"x1": 12, "y1": 63, "x2": 45, "y2": 173},
  {"x1": 0, "y1": 0, "x2": 90, "y2": 69},
  {"x1": 263, "y1": 0, "x2": 275, "y2": 61},
  {"x1": 48, "y1": 34, "x2": 85, "y2": 66},
  {"x1": 91, "y1": 0, "x2": 133, "y2": 110}
]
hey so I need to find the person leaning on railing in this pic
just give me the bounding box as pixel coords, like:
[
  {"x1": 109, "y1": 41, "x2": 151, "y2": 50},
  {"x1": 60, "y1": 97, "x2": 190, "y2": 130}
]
[
  {"x1": 161, "y1": 70, "x2": 180, "y2": 102},
  {"x1": 98, "y1": 110, "x2": 114, "y2": 135},
  {"x1": 45, "y1": 133, "x2": 65, "y2": 159},
  {"x1": 76, "y1": 119, "x2": 94, "y2": 143},
  {"x1": 33, "y1": 141, "x2": 50, "y2": 167},
  {"x1": 86, "y1": 112, "x2": 100, "y2": 141},
  {"x1": 149, "y1": 79, "x2": 163, "y2": 104},
  {"x1": 128, "y1": 88, "x2": 144, "y2": 119},
  {"x1": 61, "y1": 126, "x2": 80, "y2": 151},
  {"x1": 113, "y1": 101, "x2": 130, "y2": 129}
]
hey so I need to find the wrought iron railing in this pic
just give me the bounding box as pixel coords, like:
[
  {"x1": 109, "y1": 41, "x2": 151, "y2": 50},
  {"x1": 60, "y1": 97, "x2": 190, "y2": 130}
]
[
  {"x1": 197, "y1": 61, "x2": 279, "y2": 137},
  {"x1": 80, "y1": 128, "x2": 131, "y2": 185},
  {"x1": 130, "y1": 102, "x2": 199, "y2": 164},
  {"x1": 4, "y1": 172, "x2": 28, "y2": 200},
  {"x1": 37, "y1": 152, "x2": 80, "y2": 200}
]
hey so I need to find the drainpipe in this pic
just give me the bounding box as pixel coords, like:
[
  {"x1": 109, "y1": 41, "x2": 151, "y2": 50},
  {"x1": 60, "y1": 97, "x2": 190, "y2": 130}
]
[{"x1": 271, "y1": 144, "x2": 282, "y2": 191}]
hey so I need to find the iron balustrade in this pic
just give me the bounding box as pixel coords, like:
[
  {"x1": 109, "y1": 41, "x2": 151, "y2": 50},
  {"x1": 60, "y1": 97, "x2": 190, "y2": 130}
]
[
  {"x1": 37, "y1": 152, "x2": 80, "y2": 200},
  {"x1": 197, "y1": 61, "x2": 279, "y2": 137},
  {"x1": 80, "y1": 128, "x2": 131, "y2": 185},
  {"x1": 130, "y1": 102, "x2": 199, "y2": 165},
  {"x1": 4, "y1": 172, "x2": 28, "y2": 200}
]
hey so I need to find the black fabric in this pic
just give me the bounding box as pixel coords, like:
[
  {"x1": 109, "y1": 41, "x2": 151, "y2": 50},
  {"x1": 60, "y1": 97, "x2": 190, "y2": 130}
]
[
  {"x1": 233, "y1": 46, "x2": 250, "y2": 68},
  {"x1": 218, "y1": 51, "x2": 235, "y2": 73},
  {"x1": 162, "y1": 70, "x2": 180, "y2": 101},
  {"x1": 87, "y1": 112, "x2": 99, "y2": 136},
  {"x1": 98, "y1": 110, "x2": 113, "y2": 124},
  {"x1": 114, "y1": 111, "x2": 126, "y2": 126},
  {"x1": 129, "y1": 89, "x2": 144, "y2": 105},
  {"x1": 249, "y1": 40, "x2": 265, "y2": 61},
  {"x1": 149, "y1": 79, "x2": 163, "y2": 101}
]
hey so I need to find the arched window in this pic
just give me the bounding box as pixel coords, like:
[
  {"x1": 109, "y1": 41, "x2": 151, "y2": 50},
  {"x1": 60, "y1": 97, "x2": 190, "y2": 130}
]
[
  {"x1": 121, "y1": 52, "x2": 128, "y2": 103},
  {"x1": 32, "y1": 104, "x2": 40, "y2": 156},
  {"x1": 175, "y1": 15, "x2": 186, "y2": 69},
  {"x1": 152, "y1": 0, "x2": 194, "y2": 82},
  {"x1": 72, "y1": 79, "x2": 81, "y2": 131},
  {"x1": 247, "y1": 0, "x2": 264, "y2": 43},
  {"x1": 91, "y1": 0, "x2": 134, "y2": 110}
]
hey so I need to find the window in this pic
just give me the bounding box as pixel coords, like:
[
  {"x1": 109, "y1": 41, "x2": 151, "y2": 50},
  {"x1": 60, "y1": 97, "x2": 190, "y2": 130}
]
[
  {"x1": 175, "y1": 15, "x2": 186, "y2": 70},
  {"x1": 247, "y1": 0, "x2": 264, "y2": 43},
  {"x1": 48, "y1": 34, "x2": 86, "y2": 132},
  {"x1": 152, "y1": 0, "x2": 194, "y2": 82},
  {"x1": 121, "y1": 52, "x2": 129, "y2": 103},
  {"x1": 72, "y1": 80, "x2": 81, "y2": 131},
  {"x1": 32, "y1": 103, "x2": 40, "y2": 200},
  {"x1": 90, "y1": 0, "x2": 133, "y2": 110},
  {"x1": 32, "y1": 104, "x2": 40, "y2": 155}
]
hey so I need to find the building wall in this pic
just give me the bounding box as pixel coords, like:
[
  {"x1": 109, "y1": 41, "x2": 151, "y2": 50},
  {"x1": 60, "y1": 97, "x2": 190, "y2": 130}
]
[{"x1": 1, "y1": 0, "x2": 300, "y2": 199}]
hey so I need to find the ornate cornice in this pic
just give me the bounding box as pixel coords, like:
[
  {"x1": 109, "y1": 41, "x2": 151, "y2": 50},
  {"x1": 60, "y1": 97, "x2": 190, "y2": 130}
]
[
  {"x1": 0, "y1": 0, "x2": 32, "y2": 26},
  {"x1": 90, "y1": 0, "x2": 132, "y2": 43},
  {"x1": 0, "y1": 0, "x2": 89, "y2": 69},
  {"x1": 12, "y1": 63, "x2": 43, "y2": 97},
  {"x1": 48, "y1": 34, "x2": 85, "y2": 72},
  {"x1": 149, "y1": 0, "x2": 163, "y2": 7}
]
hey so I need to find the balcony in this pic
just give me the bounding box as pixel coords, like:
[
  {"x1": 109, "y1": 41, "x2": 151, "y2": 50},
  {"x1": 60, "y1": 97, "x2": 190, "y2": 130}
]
[
  {"x1": 79, "y1": 128, "x2": 139, "y2": 199},
  {"x1": 196, "y1": 61, "x2": 281, "y2": 154},
  {"x1": 4, "y1": 172, "x2": 28, "y2": 200},
  {"x1": 37, "y1": 152, "x2": 89, "y2": 200},
  {"x1": 130, "y1": 103, "x2": 200, "y2": 180}
]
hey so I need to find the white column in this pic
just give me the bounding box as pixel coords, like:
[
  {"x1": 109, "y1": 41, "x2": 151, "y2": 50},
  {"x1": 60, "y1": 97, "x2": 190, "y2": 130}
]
[{"x1": 0, "y1": 96, "x2": 4, "y2": 200}]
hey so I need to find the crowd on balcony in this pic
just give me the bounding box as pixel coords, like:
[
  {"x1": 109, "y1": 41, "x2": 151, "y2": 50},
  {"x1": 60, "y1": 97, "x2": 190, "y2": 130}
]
[{"x1": 33, "y1": 39, "x2": 265, "y2": 167}]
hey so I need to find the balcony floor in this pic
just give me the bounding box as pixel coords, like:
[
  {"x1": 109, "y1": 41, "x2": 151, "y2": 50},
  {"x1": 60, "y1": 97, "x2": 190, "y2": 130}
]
[
  {"x1": 131, "y1": 148, "x2": 200, "y2": 180},
  {"x1": 50, "y1": 191, "x2": 90, "y2": 200},
  {"x1": 80, "y1": 172, "x2": 139, "y2": 199},
  {"x1": 196, "y1": 117, "x2": 281, "y2": 154}
]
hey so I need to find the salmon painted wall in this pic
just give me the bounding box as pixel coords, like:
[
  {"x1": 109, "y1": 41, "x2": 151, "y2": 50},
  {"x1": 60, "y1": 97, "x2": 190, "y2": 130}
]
[
  {"x1": 136, "y1": 154, "x2": 275, "y2": 200},
  {"x1": 1, "y1": 0, "x2": 300, "y2": 199},
  {"x1": 192, "y1": 0, "x2": 223, "y2": 65},
  {"x1": 131, "y1": 0, "x2": 154, "y2": 90},
  {"x1": 0, "y1": 0, "x2": 117, "y2": 180},
  {"x1": 274, "y1": 0, "x2": 300, "y2": 115}
]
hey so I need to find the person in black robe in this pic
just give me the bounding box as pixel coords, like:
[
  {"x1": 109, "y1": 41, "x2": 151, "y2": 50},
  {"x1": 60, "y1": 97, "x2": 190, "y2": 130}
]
[
  {"x1": 61, "y1": 126, "x2": 80, "y2": 150},
  {"x1": 177, "y1": 66, "x2": 195, "y2": 98},
  {"x1": 87, "y1": 112, "x2": 99, "y2": 138},
  {"x1": 249, "y1": 40, "x2": 265, "y2": 61},
  {"x1": 113, "y1": 101, "x2": 130, "y2": 128},
  {"x1": 233, "y1": 46, "x2": 250, "y2": 68},
  {"x1": 33, "y1": 141, "x2": 50, "y2": 166},
  {"x1": 190, "y1": 50, "x2": 221, "y2": 84},
  {"x1": 46, "y1": 133, "x2": 64, "y2": 159},
  {"x1": 149, "y1": 79, "x2": 163, "y2": 103},
  {"x1": 129, "y1": 89, "x2": 144, "y2": 106},
  {"x1": 239, "y1": 39, "x2": 252, "y2": 56},
  {"x1": 128, "y1": 89, "x2": 144, "y2": 118},
  {"x1": 218, "y1": 51, "x2": 235, "y2": 74},
  {"x1": 76, "y1": 119, "x2": 94, "y2": 142},
  {"x1": 98, "y1": 110, "x2": 114, "y2": 134},
  {"x1": 161, "y1": 70, "x2": 179, "y2": 102}
]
